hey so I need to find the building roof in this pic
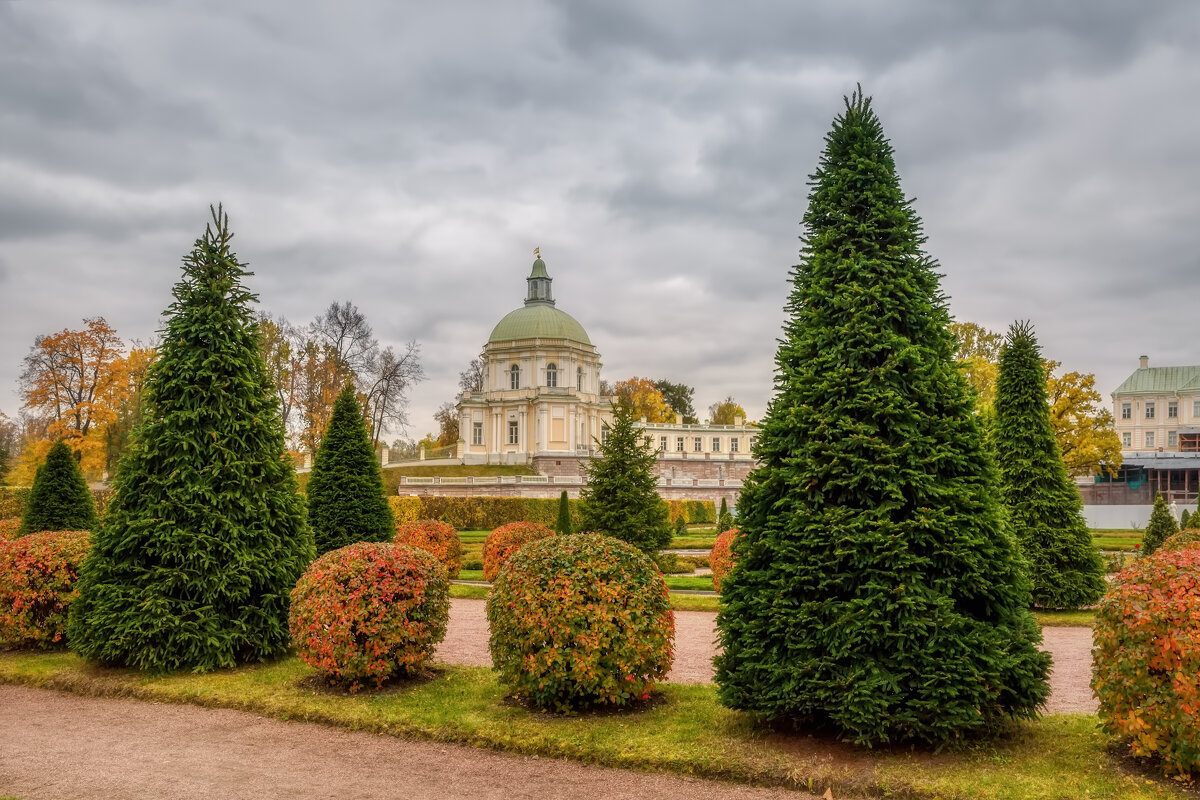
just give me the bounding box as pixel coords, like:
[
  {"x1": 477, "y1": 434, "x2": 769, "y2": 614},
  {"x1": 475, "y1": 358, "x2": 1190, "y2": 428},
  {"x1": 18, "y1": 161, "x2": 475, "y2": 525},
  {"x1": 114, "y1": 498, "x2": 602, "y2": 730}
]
[
  {"x1": 487, "y1": 303, "x2": 593, "y2": 345},
  {"x1": 1113, "y1": 365, "x2": 1200, "y2": 395}
]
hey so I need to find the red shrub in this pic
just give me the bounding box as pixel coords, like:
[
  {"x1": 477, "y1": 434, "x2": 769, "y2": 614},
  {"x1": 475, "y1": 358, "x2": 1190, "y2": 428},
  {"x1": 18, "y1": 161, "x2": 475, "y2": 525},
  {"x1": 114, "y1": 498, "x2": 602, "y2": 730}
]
[
  {"x1": 487, "y1": 534, "x2": 674, "y2": 712},
  {"x1": 289, "y1": 542, "x2": 450, "y2": 690},
  {"x1": 0, "y1": 518, "x2": 19, "y2": 541},
  {"x1": 1160, "y1": 529, "x2": 1200, "y2": 553},
  {"x1": 0, "y1": 530, "x2": 90, "y2": 648},
  {"x1": 1092, "y1": 547, "x2": 1200, "y2": 776},
  {"x1": 394, "y1": 519, "x2": 462, "y2": 579},
  {"x1": 482, "y1": 522, "x2": 554, "y2": 582},
  {"x1": 709, "y1": 528, "x2": 740, "y2": 592}
]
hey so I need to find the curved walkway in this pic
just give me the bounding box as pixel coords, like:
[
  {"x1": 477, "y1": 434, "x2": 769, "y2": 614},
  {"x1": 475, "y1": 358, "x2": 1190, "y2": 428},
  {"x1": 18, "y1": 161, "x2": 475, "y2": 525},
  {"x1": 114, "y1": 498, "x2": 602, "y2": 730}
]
[{"x1": 438, "y1": 599, "x2": 1097, "y2": 714}]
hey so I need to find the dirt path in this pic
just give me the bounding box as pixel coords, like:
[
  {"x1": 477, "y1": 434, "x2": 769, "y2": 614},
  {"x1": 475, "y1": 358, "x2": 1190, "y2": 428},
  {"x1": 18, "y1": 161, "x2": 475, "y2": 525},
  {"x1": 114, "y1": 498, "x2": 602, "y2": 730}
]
[
  {"x1": 438, "y1": 599, "x2": 1097, "y2": 713},
  {"x1": 0, "y1": 686, "x2": 819, "y2": 800}
]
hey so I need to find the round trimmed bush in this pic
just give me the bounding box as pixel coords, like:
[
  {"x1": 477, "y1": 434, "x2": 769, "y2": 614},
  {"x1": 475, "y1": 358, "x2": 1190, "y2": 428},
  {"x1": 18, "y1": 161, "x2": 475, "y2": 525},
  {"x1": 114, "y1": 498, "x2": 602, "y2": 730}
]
[
  {"x1": 482, "y1": 521, "x2": 553, "y2": 582},
  {"x1": 289, "y1": 542, "x2": 450, "y2": 690},
  {"x1": 1092, "y1": 547, "x2": 1200, "y2": 776},
  {"x1": 0, "y1": 530, "x2": 90, "y2": 648},
  {"x1": 1161, "y1": 529, "x2": 1200, "y2": 553},
  {"x1": 394, "y1": 519, "x2": 462, "y2": 579},
  {"x1": 708, "y1": 527, "x2": 740, "y2": 592},
  {"x1": 486, "y1": 533, "x2": 674, "y2": 712}
]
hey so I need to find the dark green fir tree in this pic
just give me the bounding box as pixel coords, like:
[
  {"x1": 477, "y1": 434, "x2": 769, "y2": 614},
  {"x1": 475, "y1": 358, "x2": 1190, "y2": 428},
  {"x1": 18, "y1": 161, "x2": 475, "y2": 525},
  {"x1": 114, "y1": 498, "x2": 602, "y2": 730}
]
[
  {"x1": 307, "y1": 384, "x2": 394, "y2": 556},
  {"x1": 579, "y1": 405, "x2": 670, "y2": 553},
  {"x1": 68, "y1": 206, "x2": 314, "y2": 672},
  {"x1": 554, "y1": 489, "x2": 572, "y2": 535},
  {"x1": 716, "y1": 497, "x2": 733, "y2": 534},
  {"x1": 1141, "y1": 494, "x2": 1179, "y2": 556},
  {"x1": 714, "y1": 88, "x2": 1050, "y2": 746},
  {"x1": 991, "y1": 322, "x2": 1106, "y2": 608},
  {"x1": 674, "y1": 515, "x2": 687, "y2": 538},
  {"x1": 1179, "y1": 508, "x2": 1191, "y2": 530},
  {"x1": 19, "y1": 440, "x2": 98, "y2": 535}
]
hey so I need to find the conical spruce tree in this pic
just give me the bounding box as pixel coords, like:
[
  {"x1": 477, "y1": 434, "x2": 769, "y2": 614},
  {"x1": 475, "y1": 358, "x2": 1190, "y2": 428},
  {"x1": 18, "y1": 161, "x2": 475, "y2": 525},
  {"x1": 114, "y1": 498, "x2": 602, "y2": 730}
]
[
  {"x1": 307, "y1": 384, "x2": 394, "y2": 556},
  {"x1": 554, "y1": 489, "x2": 572, "y2": 535},
  {"x1": 19, "y1": 440, "x2": 98, "y2": 535},
  {"x1": 1141, "y1": 494, "x2": 1179, "y2": 556},
  {"x1": 714, "y1": 89, "x2": 1050, "y2": 746},
  {"x1": 1181, "y1": 508, "x2": 1191, "y2": 529},
  {"x1": 716, "y1": 497, "x2": 733, "y2": 534},
  {"x1": 579, "y1": 405, "x2": 670, "y2": 553},
  {"x1": 991, "y1": 322, "x2": 1106, "y2": 609},
  {"x1": 68, "y1": 206, "x2": 314, "y2": 672}
]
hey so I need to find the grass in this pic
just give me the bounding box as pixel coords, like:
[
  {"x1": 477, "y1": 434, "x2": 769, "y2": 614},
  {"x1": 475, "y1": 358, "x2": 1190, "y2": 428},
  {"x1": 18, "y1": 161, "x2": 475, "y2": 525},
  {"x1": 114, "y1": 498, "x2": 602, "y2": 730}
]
[
  {"x1": 663, "y1": 575, "x2": 715, "y2": 592},
  {"x1": 1092, "y1": 529, "x2": 1144, "y2": 552},
  {"x1": 669, "y1": 535, "x2": 718, "y2": 549},
  {"x1": 0, "y1": 651, "x2": 1186, "y2": 799},
  {"x1": 1033, "y1": 609, "x2": 1096, "y2": 627}
]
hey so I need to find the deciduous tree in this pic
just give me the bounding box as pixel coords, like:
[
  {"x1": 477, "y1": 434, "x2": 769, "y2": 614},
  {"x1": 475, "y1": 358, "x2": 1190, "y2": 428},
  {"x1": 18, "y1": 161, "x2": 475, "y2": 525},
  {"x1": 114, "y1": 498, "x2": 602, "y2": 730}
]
[
  {"x1": 654, "y1": 379, "x2": 698, "y2": 424},
  {"x1": 613, "y1": 377, "x2": 673, "y2": 422},
  {"x1": 1047, "y1": 365, "x2": 1122, "y2": 477},
  {"x1": 707, "y1": 396, "x2": 746, "y2": 425},
  {"x1": 433, "y1": 401, "x2": 459, "y2": 448}
]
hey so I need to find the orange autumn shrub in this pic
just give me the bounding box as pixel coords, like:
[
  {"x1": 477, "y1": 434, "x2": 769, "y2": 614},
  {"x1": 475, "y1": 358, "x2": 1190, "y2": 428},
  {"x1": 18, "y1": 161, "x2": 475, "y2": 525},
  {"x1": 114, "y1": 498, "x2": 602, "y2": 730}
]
[
  {"x1": 0, "y1": 530, "x2": 90, "y2": 648},
  {"x1": 1092, "y1": 547, "x2": 1200, "y2": 776},
  {"x1": 482, "y1": 522, "x2": 553, "y2": 582},
  {"x1": 289, "y1": 542, "x2": 449, "y2": 690},
  {"x1": 394, "y1": 519, "x2": 462, "y2": 579},
  {"x1": 486, "y1": 534, "x2": 674, "y2": 712},
  {"x1": 709, "y1": 527, "x2": 740, "y2": 592},
  {"x1": 0, "y1": 518, "x2": 20, "y2": 540},
  {"x1": 1160, "y1": 529, "x2": 1200, "y2": 553}
]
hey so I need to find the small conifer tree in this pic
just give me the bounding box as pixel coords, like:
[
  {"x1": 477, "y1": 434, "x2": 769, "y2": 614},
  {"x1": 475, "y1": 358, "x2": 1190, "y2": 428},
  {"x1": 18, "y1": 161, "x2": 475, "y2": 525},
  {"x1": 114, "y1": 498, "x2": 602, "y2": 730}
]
[
  {"x1": 19, "y1": 440, "x2": 98, "y2": 535},
  {"x1": 714, "y1": 88, "x2": 1050, "y2": 746},
  {"x1": 1142, "y1": 494, "x2": 1179, "y2": 556},
  {"x1": 307, "y1": 384, "x2": 394, "y2": 556},
  {"x1": 715, "y1": 497, "x2": 733, "y2": 534},
  {"x1": 991, "y1": 322, "x2": 1106, "y2": 609},
  {"x1": 554, "y1": 489, "x2": 572, "y2": 535},
  {"x1": 579, "y1": 405, "x2": 670, "y2": 553},
  {"x1": 674, "y1": 515, "x2": 687, "y2": 538},
  {"x1": 68, "y1": 206, "x2": 313, "y2": 672},
  {"x1": 1180, "y1": 508, "x2": 1191, "y2": 529}
]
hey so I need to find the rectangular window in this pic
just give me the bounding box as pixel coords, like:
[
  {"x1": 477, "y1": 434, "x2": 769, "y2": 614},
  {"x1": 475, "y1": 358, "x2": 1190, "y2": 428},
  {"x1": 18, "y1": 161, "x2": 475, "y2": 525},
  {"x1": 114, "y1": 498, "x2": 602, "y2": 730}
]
[
  {"x1": 712, "y1": 437, "x2": 721, "y2": 452},
  {"x1": 675, "y1": 436, "x2": 684, "y2": 452},
  {"x1": 1122, "y1": 431, "x2": 1132, "y2": 447},
  {"x1": 1194, "y1": 399, "x2": 1200, "y2": 418},
  {"x1": 1169, "y1": 400, "x2": 1178, "y2": 418},
  {"x1": 644, "y1": 436, "x2": 652, "y2": 449},
  {"x1": 659, "y1": 436, "x2": 668, "y2": 452},
  {"x1": 730, "y1": 437, "x2": 739, "y2": 453},
  {"x1": 693, "y1": 437, "x2": 702, "y2": 452},
  {"x1": 749, "y1": 436, "x2": 756, "y2": 451},
  {"x1": 507, "y1": 420, "x2": 519, "y2": 445},
  {"x1": 1146, "y1": 402, "x2": 1156, "y2": 420},
  {"x1": 1121, "y1": 402, "x2": 1132, "y2": 420},
  {"x1": 472, "y1": 422, "x2": 483, "y2": 446},
  {"x1": 1146, "y1": 431, "x2": 1155, "y2": 448},
  {"x1": 1169, "y1": 430, "x2": 1179, "y2": 448}
]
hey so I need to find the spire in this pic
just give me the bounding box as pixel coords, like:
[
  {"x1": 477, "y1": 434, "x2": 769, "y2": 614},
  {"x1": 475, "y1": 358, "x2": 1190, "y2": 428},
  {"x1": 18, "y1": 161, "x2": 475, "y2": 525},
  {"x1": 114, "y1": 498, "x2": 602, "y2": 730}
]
[{"x1": 525, "y1": 249, "x2": 554, "y2": 306}]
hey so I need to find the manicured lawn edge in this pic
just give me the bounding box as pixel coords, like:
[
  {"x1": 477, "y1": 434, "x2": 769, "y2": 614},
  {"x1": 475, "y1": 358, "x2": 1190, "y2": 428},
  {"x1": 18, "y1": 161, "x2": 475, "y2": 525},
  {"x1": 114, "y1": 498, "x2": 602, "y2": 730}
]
[{"x1": 0, "y1": 651, "x2": 1182, "y2": 799}]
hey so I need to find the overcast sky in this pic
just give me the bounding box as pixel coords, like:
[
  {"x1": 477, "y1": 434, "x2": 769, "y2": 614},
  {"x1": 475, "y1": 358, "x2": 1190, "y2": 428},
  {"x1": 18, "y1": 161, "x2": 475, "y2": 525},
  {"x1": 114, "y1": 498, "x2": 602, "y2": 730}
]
[{"x1": 3, "y1": 1, "x2": 1199, "y2": 441}]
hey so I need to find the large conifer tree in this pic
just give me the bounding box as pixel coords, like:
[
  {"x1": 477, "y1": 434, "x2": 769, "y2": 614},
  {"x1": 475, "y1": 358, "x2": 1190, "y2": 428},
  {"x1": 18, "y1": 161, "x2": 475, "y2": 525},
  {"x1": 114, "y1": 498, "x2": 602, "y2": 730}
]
[
  {"x1": 307, "y1": 384, "x2": 394, "y2": 555},
  {"x1": 579, "y1": 405, "x2": 670, "y2": 553},
  {"x1": 714, "y1": 89, "x2": 1050, "y2": 746},
  {"x1": 19, "y1": 440, "x2": 98, "y2": 535},
  {"x1": 992, "y1": 321, "x2": 1106, "y2": 608},
  {"x1": 68, "y1": 207, "x2": 313, "y2": 672}
]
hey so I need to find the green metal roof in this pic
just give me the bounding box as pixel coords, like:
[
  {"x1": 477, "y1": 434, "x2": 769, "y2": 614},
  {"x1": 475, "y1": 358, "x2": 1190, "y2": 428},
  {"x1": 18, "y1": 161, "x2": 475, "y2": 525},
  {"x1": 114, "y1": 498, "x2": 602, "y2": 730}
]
[
  {"x1": 529, "y1": 258, "x2": 549, "y2": 279},
  {"x1": 1113, "y1": 365, "x2": 1200, "y2": 394},
  {"x1": 488, "y1": 303, "x2": 592, "y2": 346}
]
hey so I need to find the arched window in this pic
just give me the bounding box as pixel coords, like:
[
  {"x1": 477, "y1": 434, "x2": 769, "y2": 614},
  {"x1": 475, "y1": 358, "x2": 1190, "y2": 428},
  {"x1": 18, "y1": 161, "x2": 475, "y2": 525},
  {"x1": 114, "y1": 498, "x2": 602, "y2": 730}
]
[
  {"x1": 509, "y1": 364, "x2": 520, "y2": 390},
  {"x1": 546, "y1": 363, "x2": 557, "y2": 388}
]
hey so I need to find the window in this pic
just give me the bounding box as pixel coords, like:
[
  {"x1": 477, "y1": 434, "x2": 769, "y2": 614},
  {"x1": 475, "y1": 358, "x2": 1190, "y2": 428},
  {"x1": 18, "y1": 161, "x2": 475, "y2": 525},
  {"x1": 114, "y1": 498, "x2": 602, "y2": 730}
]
[
  {"x1": 676, "y1": 436, "x2": 684, "y2": 452},
  {"x1": 507, "y1": 420, "x2": 519, "y2": 445},
  {"x1": 1121, "y1": 402, "x2": 1132, "y2": 420},
  {"x1": 600, "y1": 423, "x2": 609, "y2": 445},
  {"x1": 577, "y1": 367, "x2": 583, "y2": 391},
  {"x1": 1146, "y1": 401, "x2": 1155, "y2": 420},
  {"x1": 712, "y1": 437, "x2": 721, "y2": 452},
  {"x1": 1194, "y1": 399, "x2": 1200, "y2": 418},
  {"x1": 546, "y1": 363, "x2": 557, "y2": 388},
  {"x1": 693, "y1": 437, "x2": 702, "y2": 452},
  {"x1": 1169, "y1": 400, "x2": 1179, "y2": 418},
  {"x1": 1169, "y1": 430, "x2": 1179, "y2": 448},
  {"x1": 1146, "y1": 431, "x2": 1155, "y2": 448},
  {"x1": 748, "y1": 436, "x2": 756, "y2": 451},
  {"x1": 730, "y1": 437, "x2": 739, "y2": 453},
  {"x1": 644, "y1": 436, "x2": 652, "y2": 449},
  {"x1": 1122, "y1": 432, "x2": 1132, "y2": 447},
  {"x1": 472, "y1": 422, "x2": 483, "y2": 446},
  {"x1": 659, "y1": 436, "x2": 667, "y2": 452},
  {"x1": 509, "y1": 364, "x2": 520, "y2": 390}
]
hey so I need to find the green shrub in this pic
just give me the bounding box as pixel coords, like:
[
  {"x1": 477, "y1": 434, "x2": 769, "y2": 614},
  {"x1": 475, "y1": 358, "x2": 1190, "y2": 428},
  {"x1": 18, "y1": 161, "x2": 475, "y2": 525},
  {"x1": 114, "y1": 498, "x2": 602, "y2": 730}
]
[
  {"x1": 653, "y1": 551, "x2": 685, "y2": 574},
  {"x1": 1181, "y1": 509, "x2": 1192, "y2": 529},
  {"x1": 289, "y1": 542, "x2": 449, "y2": 690},
  {"x1": 487, "y1": 534, "x2": 674, "y2": 711},
  {"x1": 386, "y1": 496, "x2": 584, "y2": 531},
  {"x1": 482, "y1": 522, "x2": 553, "y2": 582},
  {"x1": 20, "y1": 441, "x2": 98, "y2": 536},
  {"x1": 1142, "y1": 496, "x2": 1180, "y2": 557},
  {"x1": 0, "y1": 530, "x2": 90, "y2": 648},
  {"x1": 709, "y1": 528, "x2": 740, "y2": 592},
  {"x1": 1102, "y1": 552, "x2": 1133, "y2": 574},
  {"x1": 1093, "y1": 547, "x2": 1200, "y2": 776},
  {"x1": 554, "y1": 490, "x2": 572, "y2": 535},
  {"x1": 395, "y1": 519, "x2": 462, "y2": 579},
  {"x1": 715, "y1": 498, "x2": 733, "y2": 535},
  {"x1": 1160, "y1": 529, "x2": 1200, "y2": 553},
  {"x1": 673, "y1": 516, "x2": 687, "y2": 538}
]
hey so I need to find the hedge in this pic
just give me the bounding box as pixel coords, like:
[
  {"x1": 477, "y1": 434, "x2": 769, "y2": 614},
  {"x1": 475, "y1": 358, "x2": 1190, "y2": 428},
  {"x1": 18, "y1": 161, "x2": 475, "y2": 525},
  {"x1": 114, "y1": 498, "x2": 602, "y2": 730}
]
[
  {"x1": 386, "y1": 495, "x2": 715, "y2": 530},
  {"x1": 0, "y1": 487, "x2": 112, "y2": 520}
]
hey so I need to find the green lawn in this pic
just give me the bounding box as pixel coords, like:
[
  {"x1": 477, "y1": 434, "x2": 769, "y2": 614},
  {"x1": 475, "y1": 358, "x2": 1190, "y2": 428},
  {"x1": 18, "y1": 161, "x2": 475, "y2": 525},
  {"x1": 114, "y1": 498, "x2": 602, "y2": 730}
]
[
  {"x1": 669, "y1": 535, "x2": 717, "y2": 550},
  {"x1": 663, "y1": 575, "x2": 715, "y2": 592},
  {"x1": 1091, "y1": 529, "x2": 1143, "y2": 552},
  {"x1": 0, "y1": 651, "x2": 1183, "y2": 799}
]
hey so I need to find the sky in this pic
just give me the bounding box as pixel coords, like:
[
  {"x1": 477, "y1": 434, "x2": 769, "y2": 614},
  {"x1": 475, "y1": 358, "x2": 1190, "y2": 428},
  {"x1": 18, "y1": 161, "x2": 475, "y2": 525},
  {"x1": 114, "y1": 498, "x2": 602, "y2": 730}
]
[{"x1": 3, "y1": 1, "x2": 1199, "y2": 441}]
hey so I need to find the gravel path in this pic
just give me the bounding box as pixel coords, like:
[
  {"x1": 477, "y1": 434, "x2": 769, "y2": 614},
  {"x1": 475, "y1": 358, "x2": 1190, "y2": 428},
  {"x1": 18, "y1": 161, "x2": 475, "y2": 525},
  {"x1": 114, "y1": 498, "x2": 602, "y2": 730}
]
[
  {"x1": 437, "y1": 599, "x2": 1097, "y2": 713},
  {"x1": 0, "y1": 686, "x2": 819, "y2": 800}
]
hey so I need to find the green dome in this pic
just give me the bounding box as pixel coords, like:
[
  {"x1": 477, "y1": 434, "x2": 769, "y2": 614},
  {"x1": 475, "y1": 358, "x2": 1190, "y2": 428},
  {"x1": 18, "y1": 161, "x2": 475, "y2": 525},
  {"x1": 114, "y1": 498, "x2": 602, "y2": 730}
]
[{"x1": 488, "y1": 304, "x2": 592, "y2": 346}]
